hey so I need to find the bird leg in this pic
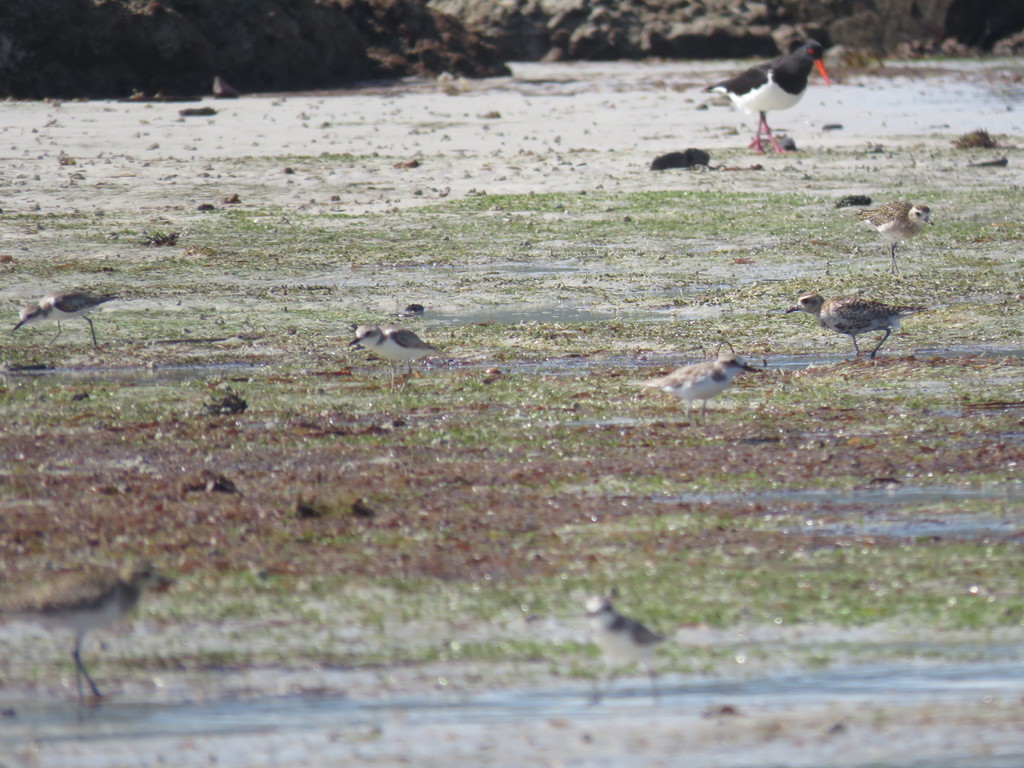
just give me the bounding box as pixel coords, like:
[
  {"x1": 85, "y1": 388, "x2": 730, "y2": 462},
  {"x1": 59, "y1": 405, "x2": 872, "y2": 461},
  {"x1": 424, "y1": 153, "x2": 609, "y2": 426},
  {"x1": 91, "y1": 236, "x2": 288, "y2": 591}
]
[
  {"x1": 747, "y1": 112, "x2": 767, "y2": 153},
  {"x1": 749, "y1": 112, "x2": 787, "y2": 154},
  {"x1": 869, "y1": 328, "x2": 892, "y2": 359},
  {"x1": 72, "y1": 632, "x2": 103, "y2": 701},
  {"x1": 397, "y1": 363, "x2": 412, "y2": 391},
  {"x1": 48, "y1": 321, "x2": 63, "y2": 344},
  {"x1": 761, "y1": 113, "x2": 788, "y2": 154},
  {"x1": 647, "y1": 666, "x2": 661, "y2": 704},
  {"x1": 590, "y1": 670, "x2": 616, "y2": 705},
  {"x1": 889, "y1": 242, "x2": 901, "y2": 275},
  {"x1": 850, "y1": 335, "x2": 862, "y2": 359},
  {"x1": 84, "y1": 315, "x2": 98, "y2": 346}
]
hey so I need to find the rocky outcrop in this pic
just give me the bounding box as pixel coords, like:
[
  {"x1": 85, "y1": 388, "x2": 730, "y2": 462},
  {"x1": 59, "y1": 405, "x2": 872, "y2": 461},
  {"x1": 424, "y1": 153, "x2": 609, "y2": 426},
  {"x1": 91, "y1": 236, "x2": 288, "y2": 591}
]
[
  {"x1": 773, "y1": 0, "x2": 1024, "y2": 54},
  {"x1": 0, "y1": 0, "x2": 509, "y2": 100},
  {"x1": 429, "y1": 0, "x2": 1024, "y2": 61},
  {"x1": 428, "y1": 0, "x2": 789, "y2": 61}
]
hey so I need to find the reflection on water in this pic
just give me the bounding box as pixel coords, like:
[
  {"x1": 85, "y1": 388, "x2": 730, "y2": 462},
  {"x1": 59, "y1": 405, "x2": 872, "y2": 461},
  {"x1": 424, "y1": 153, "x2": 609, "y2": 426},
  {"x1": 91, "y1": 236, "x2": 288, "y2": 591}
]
[
  {"x1": 5, "y1": 662, "x2": 1023, "y2": 747},
  {"x1": 654, "y1": 484, "x2": 1024, "y2": 539},
  {"x1": 1, "y1": 361, "x2": 262, "y2": 385}
]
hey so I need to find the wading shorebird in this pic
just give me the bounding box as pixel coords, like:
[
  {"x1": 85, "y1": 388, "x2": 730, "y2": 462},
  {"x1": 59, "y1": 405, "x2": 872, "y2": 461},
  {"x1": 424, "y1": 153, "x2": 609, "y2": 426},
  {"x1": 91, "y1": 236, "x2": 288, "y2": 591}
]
[
  {"x1": 586, "y1": 595, "x2": 666, "y2": 704},
  {"x1": 349, "y1": 323, "x2": 439, "y2": 389},
  {"x1": 4, "y1": 562, "x2": 174, "y2": 702},
  {"x1": 858, "y1": 201, "x2": 934, "y2": 275},
  {"x1": 13, "y1": 291, "x2": 116, "y2": 346},
  {"x1": 787, "y1": 293, "x2": 927, "y2": 359},
  {"x1": 706, "y1": 40, "x2": 831, "y2": 154},
  {"x1": 639, "y1": 351, "x2": 759, "y2": 424}
]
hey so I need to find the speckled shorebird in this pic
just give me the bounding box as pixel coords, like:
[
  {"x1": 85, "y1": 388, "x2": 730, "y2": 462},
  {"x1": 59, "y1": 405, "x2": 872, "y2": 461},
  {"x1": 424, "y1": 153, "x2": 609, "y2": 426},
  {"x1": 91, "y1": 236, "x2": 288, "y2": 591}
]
[
  {"x1": 706, "y1": 40, "x2": 831, "y2": 154},
  {"x1": 5, "y1": 562, "x2": 174, "y2": 701},
  {"x1": 349, "y1": 323, "x2": 439, "y2": 389},
  {"x1": 13, "y1": 291, "x2": 116, "y2": 346},
  {"x1": 639, "y1": 352, "x2": 758, "y2": 424},
  {"x1": 858, "y1": 201, "x2": 934, "y2": 274},
  {"x1": 787, "y1": 293, "x2": 926, "y2": 359},
  {"x1": 586, "y1": 595, "x2": 665, "y2": 704}
]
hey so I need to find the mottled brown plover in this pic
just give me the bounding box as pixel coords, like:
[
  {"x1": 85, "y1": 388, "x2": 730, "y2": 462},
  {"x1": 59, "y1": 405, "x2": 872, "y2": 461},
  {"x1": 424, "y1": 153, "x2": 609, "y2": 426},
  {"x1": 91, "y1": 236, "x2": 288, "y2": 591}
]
[
  {"x1": 13, "y1": 291, "x2": 115, "y2": 346},
  {"x1": 639, "y1": 352, "x2": 758, "y2": 424},
  {"x1": 706, "y1": 41, "x2": 831, "y2": 154},
  {"x1": 5, "y1": 562, "x2": 174, "y2": 701},
  {"x1": 858, "y1": 201, "x2": 934, "y2": 275},
  {"x1": 787, "y1": 293, "x2": 926, "y2": 359},
  {"x1": 349, "y1": 323, "x2": 439, "y2": 389},
  {"x1": 586, "y1": 595, "x2": 665, "y2": 704}
]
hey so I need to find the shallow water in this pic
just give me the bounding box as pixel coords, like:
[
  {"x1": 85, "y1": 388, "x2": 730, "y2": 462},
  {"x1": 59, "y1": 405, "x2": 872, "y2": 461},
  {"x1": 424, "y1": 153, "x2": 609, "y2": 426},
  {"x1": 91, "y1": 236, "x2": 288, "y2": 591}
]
[
  {"x1": 0, "y1": 361, "x2": 263, "y2": 385},
  {"x1": 5, "y1": 661, "x2": 1022, "y2": 746}
]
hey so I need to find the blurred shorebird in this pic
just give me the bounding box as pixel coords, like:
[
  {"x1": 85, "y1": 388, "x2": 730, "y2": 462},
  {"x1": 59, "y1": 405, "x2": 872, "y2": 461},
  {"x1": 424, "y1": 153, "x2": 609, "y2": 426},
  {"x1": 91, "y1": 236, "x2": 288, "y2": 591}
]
[
  {"x1": 639, "y1": 352, "x2": 758, "y2": 424},
  {"x1": 858, "y1": 201, "x2": 934, "y2": 275},
  {"x1": 349, "y1": 323, "x2": 439, "y2": 389},
  {"x1": 787, "y1": 293, "x2": 926, "y2": 359},
  {"x1": 13, "y1": 291, "x2": 115, "y2": 346},
  {"x1": 4, "y1": 562, "x2": 174, "y2": 702},
  {"x1": 586, "y1": 595, "x2": 666, "y2": 704}
]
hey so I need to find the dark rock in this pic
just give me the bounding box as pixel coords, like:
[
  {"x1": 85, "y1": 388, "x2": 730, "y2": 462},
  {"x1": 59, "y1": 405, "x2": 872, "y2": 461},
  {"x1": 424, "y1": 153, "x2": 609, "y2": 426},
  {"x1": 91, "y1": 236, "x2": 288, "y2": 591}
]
[
  {"x1": 180, "y1": 470, "x2": 238, "y2": 495},
  {"x1": 775, "y1": 136, "x2": 797, "y2": 152},
  {"x1": 204, "y1": 392, "x2": 248, "y2": 415},
  {"x1": 142, "y1": 231, "x2": 180, "y2": 246},
  {"x1": 774, "y1": 0, "x2": 1024, "y2": 54},
  {"x1": 0, "y1": 0, "x2": 508, "y2": 100},
  {"x1": 967, "y1": 156, "x2": 1008, "y2": 168},
  {"x1": 352, "y1": 498, "x2": 376, "y2": 517},
  {"x1": 341, "y1": 0, "x2": 510, "y2": 79},
  {"x1": 650, "y1": 148, "x2": 710, "y2": 171},
  {"x1": 835, "y1": 195, "x2": 871, "y2": 208},
  {"x1": 434, "y1": 0, "x2": 1022, "y2": 61}
]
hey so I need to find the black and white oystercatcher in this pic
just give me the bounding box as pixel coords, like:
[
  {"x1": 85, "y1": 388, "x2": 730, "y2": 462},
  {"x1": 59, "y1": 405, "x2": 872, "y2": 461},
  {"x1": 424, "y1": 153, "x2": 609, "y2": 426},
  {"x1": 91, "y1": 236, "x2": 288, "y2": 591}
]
[{"x1": 707, "y1": 40, "x2": 831, "y2": 153}]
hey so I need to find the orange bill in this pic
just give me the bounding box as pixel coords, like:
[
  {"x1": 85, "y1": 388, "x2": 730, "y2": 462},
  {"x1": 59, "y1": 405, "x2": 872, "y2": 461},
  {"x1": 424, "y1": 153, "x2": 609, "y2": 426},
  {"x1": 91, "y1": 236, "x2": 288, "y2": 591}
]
[{"x1": 814, "y1": 58, "x2": 831, "y2": 86}]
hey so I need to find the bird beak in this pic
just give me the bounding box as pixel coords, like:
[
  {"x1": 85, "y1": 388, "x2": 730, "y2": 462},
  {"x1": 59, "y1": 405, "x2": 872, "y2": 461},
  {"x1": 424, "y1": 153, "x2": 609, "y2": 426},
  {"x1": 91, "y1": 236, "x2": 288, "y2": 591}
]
[
  {"x1": 741, "y1": 362, "x2": 762, "y2": 372},
  {"x1": 814, "y1": 59, "x2": 831, "y2": 86},
  {"x1": 12, "y1": 319, "x2": 24, "y2": 332},
  {"x1": 348, "y1": 338, "x2": 362, "y2": 349},
  {"x1": 785, "y1": 306, "x2": 802, "y2": 314}
]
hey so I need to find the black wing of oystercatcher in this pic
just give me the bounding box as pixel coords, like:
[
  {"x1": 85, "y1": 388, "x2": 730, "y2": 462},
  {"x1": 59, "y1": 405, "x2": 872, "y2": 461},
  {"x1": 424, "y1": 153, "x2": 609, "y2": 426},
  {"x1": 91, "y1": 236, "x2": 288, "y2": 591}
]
[{"x1": 707, "y1": 40, "x2": 831, "y2": 154}]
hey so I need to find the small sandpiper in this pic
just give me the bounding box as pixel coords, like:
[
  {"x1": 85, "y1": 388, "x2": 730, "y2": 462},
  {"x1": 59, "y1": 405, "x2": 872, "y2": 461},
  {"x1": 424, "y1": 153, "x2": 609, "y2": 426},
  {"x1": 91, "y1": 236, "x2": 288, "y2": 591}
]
[
  {"x1": 706, "y1": 40, "x2": 831, "y2": 154},
  {"x1": 13, "y1": 291, "x2": 116, "y2": 346},
  {"x1": 5, "y1": 562, "x2": 174, "y2": 702},
  {"x1": 787, "y1": 293, "x2": 926, "y2": 359},
  {"x1": 639, "y1": 351, "x2": 758, "y2": 424},
  {"x1": 349, "y1": 323, "x2": 439, "y2": 389},
  {"x1": 586, "y1": 595, "x2": 666, "y2": 704},
  {"x1": 858, "y1": 201, "x2": 934, "y2": 275}
]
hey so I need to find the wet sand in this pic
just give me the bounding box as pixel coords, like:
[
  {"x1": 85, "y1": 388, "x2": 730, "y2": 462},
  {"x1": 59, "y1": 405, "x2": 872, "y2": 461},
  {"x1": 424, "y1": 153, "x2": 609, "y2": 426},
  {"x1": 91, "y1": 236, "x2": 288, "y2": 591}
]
[{"x1": 1, "y1": 58, "x2": 1023, "y2": 766}]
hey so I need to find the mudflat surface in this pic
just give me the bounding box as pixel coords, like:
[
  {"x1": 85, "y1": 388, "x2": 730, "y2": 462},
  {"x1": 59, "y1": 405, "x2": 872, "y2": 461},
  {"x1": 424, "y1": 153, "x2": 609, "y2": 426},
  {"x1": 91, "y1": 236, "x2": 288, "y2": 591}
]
[{"x1": 1, "y1": 59, "x2": 1023, "y2": 766}]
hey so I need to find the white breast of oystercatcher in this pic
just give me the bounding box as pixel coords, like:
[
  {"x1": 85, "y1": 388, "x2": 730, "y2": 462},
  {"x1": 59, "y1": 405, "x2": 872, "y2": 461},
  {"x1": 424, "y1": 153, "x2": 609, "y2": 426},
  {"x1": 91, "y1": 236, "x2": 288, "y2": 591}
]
[{"x1": 707, "y1": 40, "x2": 830, "y2": 153}]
